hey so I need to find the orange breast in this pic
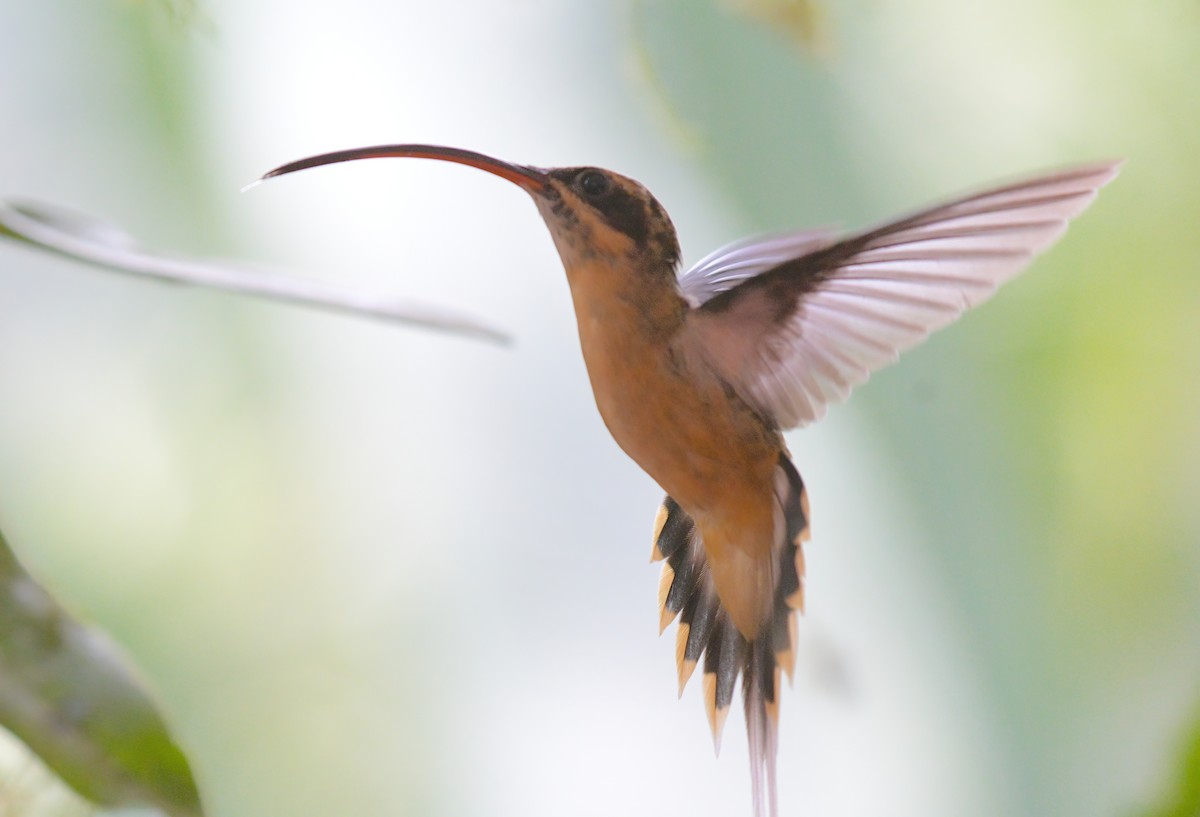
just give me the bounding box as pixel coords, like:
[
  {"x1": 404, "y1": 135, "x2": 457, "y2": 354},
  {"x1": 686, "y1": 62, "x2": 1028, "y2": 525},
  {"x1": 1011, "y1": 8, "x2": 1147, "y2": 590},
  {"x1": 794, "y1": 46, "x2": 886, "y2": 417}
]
[{"x1": 565, "y1": 260, "x2": 784, "y2": 637}]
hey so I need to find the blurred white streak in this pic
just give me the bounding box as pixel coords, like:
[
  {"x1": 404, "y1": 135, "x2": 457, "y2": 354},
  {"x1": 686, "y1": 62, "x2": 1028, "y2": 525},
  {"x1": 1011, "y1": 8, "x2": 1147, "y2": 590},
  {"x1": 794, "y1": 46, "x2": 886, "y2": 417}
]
[{"x1": 0, "y1": 198, "x2": 510, "y2": 344}]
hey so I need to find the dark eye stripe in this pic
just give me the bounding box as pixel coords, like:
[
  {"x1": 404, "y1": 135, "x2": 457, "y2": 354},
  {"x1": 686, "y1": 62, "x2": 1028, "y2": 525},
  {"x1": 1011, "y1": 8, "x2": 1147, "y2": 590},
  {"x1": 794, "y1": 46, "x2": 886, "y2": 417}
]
[
  {"x1": 546, "y1": 167, "x2": 680, "y2": 265},
  {"x1": 596, "y1": 185, "x2": 649, "y2": 244}
]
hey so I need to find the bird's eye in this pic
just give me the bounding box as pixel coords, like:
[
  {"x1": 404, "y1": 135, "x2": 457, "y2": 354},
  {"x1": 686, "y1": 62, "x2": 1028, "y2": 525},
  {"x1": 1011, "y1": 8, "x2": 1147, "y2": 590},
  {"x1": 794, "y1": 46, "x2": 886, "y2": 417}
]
[{"x1": 576, "y1": 170, "x2": 612, "y2": 198}]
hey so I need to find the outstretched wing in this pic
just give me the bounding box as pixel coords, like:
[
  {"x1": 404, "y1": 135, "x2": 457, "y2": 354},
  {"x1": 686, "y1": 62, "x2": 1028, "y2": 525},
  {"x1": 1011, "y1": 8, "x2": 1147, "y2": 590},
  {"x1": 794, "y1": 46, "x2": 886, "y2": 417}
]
[{"x1": 683, "y1": 161, "x2": 1121, "y2": 429}]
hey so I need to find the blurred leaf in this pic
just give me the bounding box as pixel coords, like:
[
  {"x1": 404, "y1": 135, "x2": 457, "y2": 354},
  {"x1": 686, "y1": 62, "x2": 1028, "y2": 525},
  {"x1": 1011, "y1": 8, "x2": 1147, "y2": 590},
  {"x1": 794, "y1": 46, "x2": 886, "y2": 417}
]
[
  {"x1": 0, "y1": 527, "x2": 202, "y2": 816},
  {"x1": 1138, "y1": 703, "x2": 1200, "y2": 817},
  {"x1": 0, "y1": 198, "x2": 509, "y2": 343},
  {"x1": 722, "y1": 0, "x2": 830, "y2": 54}
]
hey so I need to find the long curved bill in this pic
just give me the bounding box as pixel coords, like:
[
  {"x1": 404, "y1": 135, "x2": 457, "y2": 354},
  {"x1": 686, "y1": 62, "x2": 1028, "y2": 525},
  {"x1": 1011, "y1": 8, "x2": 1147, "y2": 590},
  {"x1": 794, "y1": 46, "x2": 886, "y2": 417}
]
[{"x1": 254, "y1": 144, "x2": 549, "y2": 193}]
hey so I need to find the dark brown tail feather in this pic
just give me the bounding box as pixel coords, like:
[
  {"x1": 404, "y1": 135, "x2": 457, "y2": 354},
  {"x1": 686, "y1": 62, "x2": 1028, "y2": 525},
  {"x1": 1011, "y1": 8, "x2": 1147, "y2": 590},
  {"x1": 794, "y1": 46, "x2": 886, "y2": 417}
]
[{"x1": 651, "y1": 453, "x2": 810, "y2": 817}]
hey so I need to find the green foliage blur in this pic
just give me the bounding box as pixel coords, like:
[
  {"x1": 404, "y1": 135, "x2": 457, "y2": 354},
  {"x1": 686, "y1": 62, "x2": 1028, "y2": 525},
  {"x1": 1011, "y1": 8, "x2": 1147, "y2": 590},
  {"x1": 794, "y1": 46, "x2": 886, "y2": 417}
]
[
  {"x1": 0, "y1": 1, "x2": 1197, "y2": 816},
  {"x1": 0, "y1": 529, "x2": 200, "y2": 815},
  {"x1": 1138, "y1": 706, "x2": 1200, "y2": 817}
]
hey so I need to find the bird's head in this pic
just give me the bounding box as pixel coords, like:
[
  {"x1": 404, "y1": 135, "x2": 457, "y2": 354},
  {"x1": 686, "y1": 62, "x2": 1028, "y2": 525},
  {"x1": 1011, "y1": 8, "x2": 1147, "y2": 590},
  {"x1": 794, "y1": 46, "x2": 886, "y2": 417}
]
[{"x1": 258, "y1": 144, "x2": 682, "y2": 275}]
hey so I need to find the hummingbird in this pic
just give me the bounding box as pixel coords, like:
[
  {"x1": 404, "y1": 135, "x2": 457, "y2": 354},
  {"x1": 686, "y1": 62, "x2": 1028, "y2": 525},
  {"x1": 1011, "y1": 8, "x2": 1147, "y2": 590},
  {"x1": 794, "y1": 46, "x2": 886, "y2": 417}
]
[{"x1": 258, "y1": 146, "x2": 1119, "y2": 816}]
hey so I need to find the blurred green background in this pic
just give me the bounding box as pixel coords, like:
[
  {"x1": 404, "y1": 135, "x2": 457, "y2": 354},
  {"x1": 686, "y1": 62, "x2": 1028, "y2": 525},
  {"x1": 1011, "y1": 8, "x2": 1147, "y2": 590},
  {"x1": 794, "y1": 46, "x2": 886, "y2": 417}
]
[{"x1": 0, "y1": 1, "x2": 1197, "y2": 816}]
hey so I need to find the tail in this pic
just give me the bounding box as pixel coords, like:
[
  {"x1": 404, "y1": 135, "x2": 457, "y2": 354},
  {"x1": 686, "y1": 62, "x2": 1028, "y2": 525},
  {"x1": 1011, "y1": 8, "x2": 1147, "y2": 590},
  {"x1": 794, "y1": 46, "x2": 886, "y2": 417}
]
[{"x1": 651, "y1": 453, "x2": 810, "y2": 817}]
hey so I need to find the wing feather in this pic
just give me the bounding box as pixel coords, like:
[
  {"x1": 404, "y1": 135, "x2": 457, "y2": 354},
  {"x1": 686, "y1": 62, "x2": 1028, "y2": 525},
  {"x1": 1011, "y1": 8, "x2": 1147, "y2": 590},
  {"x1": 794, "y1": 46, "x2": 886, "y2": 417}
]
[
  {"x1": 679, "y1": 227, "x2": 835, "y2": 304},
  {"x1": 683, "y1": 161, "x2": 1121, "y2": 428}
]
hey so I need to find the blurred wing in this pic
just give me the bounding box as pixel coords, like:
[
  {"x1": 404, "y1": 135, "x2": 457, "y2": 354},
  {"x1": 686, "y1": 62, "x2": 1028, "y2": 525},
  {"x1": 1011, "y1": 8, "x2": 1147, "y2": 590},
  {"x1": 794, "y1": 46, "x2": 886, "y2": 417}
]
[
  {"x1": 0, "y1": 198, "x2": 509, "y2": 343},
  {"x1": 686, "y1": 161, "x2": 1122, "y2": 429},
  {"x1": 678, "y1": 227, "x2": 836, "y2": 304}
]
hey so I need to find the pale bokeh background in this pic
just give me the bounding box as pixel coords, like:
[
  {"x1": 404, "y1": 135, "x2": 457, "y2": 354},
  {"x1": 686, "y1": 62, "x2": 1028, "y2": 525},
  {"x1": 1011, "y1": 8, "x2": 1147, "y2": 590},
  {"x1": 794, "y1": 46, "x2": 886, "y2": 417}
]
[{"x1": 0, "y1": 1, "x2": 1197, "y2": 816}]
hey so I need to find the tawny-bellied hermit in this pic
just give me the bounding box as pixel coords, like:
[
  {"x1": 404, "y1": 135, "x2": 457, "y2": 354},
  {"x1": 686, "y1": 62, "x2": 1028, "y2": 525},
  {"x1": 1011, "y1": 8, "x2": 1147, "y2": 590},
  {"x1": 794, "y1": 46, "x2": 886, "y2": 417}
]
[{"x1": 260, "y1": 145, "x2": 1120, "y2": 817}]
